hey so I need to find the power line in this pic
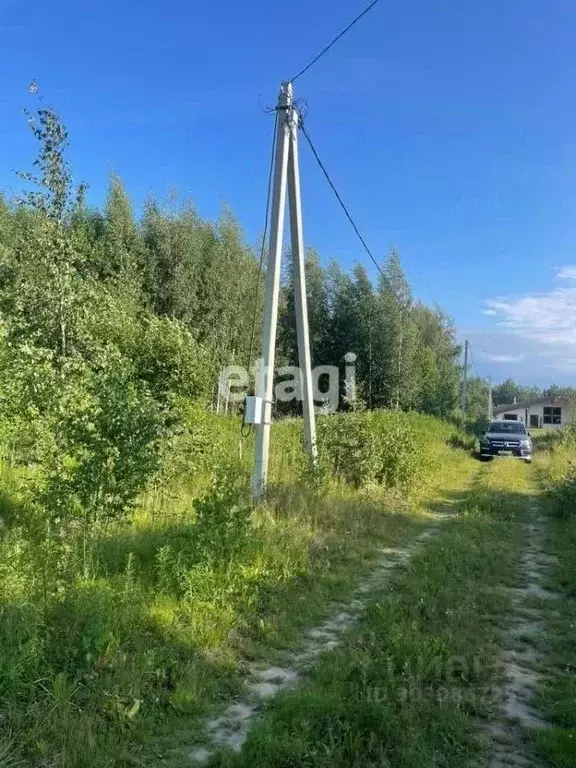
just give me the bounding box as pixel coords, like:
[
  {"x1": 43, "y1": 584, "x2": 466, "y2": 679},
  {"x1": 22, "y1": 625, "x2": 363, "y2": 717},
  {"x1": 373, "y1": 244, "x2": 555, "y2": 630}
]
[
  {"x1": 468, "y1": 342, "x2": 477, "y2": 377},
  {"x1": 468, "y1": 343, "x2": 481, "y2": 380},
  {"x1": 241, "y1": 110, "x2": 278, "y2": 436},
  {"x1": 289, "y1": 0, "x2": 381, "y2": 83},
  {"x1": 298, "y1": 120, "x2": 385, "y2": 281}
]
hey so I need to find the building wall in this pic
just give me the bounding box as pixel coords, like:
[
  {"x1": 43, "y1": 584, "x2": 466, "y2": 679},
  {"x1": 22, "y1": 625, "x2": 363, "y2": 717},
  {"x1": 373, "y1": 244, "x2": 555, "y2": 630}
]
[
  {"x1": 527, "y1": 404, "x2": 570, "y2": 429},
  {"x1": 495, "y1": 406, "x2": 526, "y2": 423},
  {"x1": 495, "y1": 403, "x2": 573, "y2": 429}
]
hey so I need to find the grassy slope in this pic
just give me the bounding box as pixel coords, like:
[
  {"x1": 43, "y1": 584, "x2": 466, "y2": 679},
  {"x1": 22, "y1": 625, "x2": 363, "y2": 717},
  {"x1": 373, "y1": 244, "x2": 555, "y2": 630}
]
[
  {"x1": 0, "y1": 413, "x2": 475, "y2": 768},
  {"x1": 215, "y1": 459, "x2": 535, "y2": 768}
]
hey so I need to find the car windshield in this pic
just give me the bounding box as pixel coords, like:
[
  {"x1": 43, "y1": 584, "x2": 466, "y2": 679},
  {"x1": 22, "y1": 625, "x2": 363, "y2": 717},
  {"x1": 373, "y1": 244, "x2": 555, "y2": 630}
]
[{"x1": 489, "y1": 421, "x2": 526, "y2": 434}]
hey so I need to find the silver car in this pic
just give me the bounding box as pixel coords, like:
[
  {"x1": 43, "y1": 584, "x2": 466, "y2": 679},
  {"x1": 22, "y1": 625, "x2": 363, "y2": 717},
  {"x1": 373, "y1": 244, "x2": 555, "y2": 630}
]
[{"x1": 479, "y1": 421, "x2": 532, "y2": 463}]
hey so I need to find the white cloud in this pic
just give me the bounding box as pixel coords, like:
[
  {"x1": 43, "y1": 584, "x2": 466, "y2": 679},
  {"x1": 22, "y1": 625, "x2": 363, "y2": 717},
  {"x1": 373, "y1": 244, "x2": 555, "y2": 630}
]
[
  {"x1": 549, "y1": 358, "x2": 576, "y2": 372},
  {"x1": 485, "y1": 287, "x2": 576, "y2": 346},
  {"x1": 465, "y1": 268, "x2": 576, "y2": 382},
  {"x1": 480, "y1": 353, "x2": 525, "y2": 363},
  {"x1": 557, "y1": 266, "x2": 576, "y2": 281}
]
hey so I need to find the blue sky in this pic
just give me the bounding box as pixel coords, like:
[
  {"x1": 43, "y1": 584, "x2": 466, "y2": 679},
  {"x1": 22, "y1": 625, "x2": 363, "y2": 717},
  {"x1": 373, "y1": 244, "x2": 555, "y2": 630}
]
[{"x1": 1, "y1": 0, "x2": 576, "y2": 385}]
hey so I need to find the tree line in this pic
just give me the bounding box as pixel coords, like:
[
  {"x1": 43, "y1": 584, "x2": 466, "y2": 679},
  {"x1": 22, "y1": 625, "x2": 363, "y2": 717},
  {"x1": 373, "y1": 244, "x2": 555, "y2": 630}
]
[
  {"x1": 491, "y1": 379, "x2": 576, "y2": 406},
  {"x1": 0, "y1": 100, "x2": 464, "y2": 419},
  {"x1": 2, "y1": 98, "x2": 574, "y2": 567}
]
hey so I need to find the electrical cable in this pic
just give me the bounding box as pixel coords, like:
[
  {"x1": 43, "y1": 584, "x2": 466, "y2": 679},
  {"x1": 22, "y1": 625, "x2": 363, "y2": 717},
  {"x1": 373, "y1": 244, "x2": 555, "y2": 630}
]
[
  {"x1": 468, "y1": 343, "x2": 481, "y2": 380},
  {"x1": 240, "y1": 110, "x2": 278, "y2": 437},
  {"x1": 298, "y1": 120, "x2": 385, "y2": 281},
  {"x1": 289, "y1": 0, "x2": 381, "y2": 83},
  {"x1": 468, "y1": 343, "x2": 475, "y2": 377}
]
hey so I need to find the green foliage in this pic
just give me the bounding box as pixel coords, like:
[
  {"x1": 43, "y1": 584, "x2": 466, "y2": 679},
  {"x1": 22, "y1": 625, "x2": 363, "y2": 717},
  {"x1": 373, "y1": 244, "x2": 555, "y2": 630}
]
[
  {"x1": 548, "y1": 461, "x2": 576, "y2": 519},
  {"x1": 18, "y1": 105, "x2": 82, "y2": 221},
  {"x1": 317, "y1": 412, "x2": 375, "y2": 488},
  {"x1": 52, "y1": 356, "x2": 163, "y2": 521},
  {"x1": 372, "y1": 411, "x2": 429, "y2": 489},
  {"x1": 191, "y1": 469, "x2": 252, "y2": 565},
  {"x1": 492, "y1": 378, "x2": 541, "y2": 407},
  {"x1": 134, "y1": 314, "x2": 212, "y2": 405},
  {"x1": 540, "y1": 425, "x2": 576, "y2": 519},
  {"x1": 318, "y1": 410, "x2": 433, "y2": 491},
  {"x1": 0, "y1": 91, "x2": 539, "y2": 768}
]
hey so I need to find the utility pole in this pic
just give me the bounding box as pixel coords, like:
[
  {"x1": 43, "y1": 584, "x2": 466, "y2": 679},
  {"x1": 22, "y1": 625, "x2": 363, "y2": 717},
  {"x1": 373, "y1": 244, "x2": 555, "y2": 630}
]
[
  {"x1": 487, "y1": 377, "x2": 493, "y2": 421},
  {"x1": 461, "y1": 339, "x2": 469, "y2": 418},
  {"x1": 250, "y1": 82, "x2": 317, "y2": 500},
  {"x1": 287, "y1": 103, "x2": 317, "y2": 468}
]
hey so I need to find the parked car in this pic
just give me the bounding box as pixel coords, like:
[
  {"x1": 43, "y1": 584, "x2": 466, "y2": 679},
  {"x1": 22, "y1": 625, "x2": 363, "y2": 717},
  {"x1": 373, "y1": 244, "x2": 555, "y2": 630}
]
[{"x1": 479, "y1": 420, "x2": 532, "y2": 463}]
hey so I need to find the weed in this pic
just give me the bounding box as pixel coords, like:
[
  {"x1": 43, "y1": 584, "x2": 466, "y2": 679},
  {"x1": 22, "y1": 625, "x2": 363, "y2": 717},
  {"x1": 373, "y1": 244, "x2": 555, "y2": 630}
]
[{"x1": 192, "y1": 468, "x2": 252, "y2": 566}]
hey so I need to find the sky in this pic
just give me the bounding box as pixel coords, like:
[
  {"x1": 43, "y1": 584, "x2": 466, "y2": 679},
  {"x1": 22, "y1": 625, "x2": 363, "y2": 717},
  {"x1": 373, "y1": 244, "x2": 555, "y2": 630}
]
[{"x1": 1, "y1": 0, "x2": 576, "y2": 386}]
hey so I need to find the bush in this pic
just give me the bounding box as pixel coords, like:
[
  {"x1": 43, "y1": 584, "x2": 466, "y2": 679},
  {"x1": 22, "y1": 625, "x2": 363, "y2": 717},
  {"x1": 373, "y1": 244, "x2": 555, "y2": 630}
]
[
  {"x1": 317, "y1": 410, "x2": 432, "y2": 491},
  {"x1": 134, "y1": 315, "x2": 212, "y2": 406},
  {"x1": 317, "y1": 412, "x2": 374, "y2": 488},
  {"x1": 28, "y1": 354, "x2": 163, "y2": 536},
  {"x1": 191, "y1": 469, "x2": 252, "y2": 566},
  {"x1": 372, "y1": 412, "x2": 428, "y2": 489}
]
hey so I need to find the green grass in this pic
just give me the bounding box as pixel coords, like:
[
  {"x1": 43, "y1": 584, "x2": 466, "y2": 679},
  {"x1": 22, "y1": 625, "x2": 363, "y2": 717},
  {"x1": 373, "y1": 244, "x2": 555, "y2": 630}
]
[
  {"x1": 209, "y1": 459, "x2": 535, "y2": 767},
  {"x1": 529, "y1": 444, "x2": 576, "y2": 767},
  {"x1": 0, "y1": 411, "x2": 477, "y2": 768}
]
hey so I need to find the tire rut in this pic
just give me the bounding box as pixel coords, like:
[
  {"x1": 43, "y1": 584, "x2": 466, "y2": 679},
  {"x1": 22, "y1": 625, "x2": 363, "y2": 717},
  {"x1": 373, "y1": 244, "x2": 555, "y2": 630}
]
[
  {"x1": 485, "y1": 503, "x2": 557, "y2": 767},
  {"x1": 187, "y1": 520, "x2": 449, "y2": 764}
]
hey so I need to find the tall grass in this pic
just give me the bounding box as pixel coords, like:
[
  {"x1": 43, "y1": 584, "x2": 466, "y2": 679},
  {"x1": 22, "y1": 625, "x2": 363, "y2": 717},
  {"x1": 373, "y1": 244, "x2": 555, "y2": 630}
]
[
  {"x1": 0, "y1": 409, "x2": 473, "y2": 767},
  {"x1": 531, "y1": 428, "x2": 576, "y2": 766},
  {"x1": 535, "y1": 424, "x2": 576, "y2": 518}
]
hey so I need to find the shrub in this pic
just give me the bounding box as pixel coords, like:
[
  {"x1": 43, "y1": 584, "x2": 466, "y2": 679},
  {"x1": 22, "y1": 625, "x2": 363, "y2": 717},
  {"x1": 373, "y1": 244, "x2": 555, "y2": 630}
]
[
  {"x1": 317, "y1": 412, "x2": 374, "y2": 488},
  {"x1": 26, "y1": 354, "x2": 163, "y2": 546},
  {"x1": 317, "y1": 410, "x2": 432, "y2": 491},
  {"x1": 134, "y1": 315, "x2": 212, "y2": 406},
  {"x1": 191, "y1": 469, "x2": 252, "y2": 566},
  {"x1": 372, "y1": 412, "x2": 428, "y2": 489}
]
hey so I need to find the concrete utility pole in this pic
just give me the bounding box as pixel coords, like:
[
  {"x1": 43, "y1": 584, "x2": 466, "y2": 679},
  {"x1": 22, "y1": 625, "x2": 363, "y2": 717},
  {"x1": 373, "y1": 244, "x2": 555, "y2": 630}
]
[
  {"x1": 287, "y1": 104, "x2": 317, "y2": 468},
  {"x1": 461, "y1": 339, "x2": 469, "y2": 417},
  {"x1": 487, "y1": 377, "x2": 493, "y2": 421},
  {"x1": 250, "y1": 82, "x2": 317, "y2": 500}
]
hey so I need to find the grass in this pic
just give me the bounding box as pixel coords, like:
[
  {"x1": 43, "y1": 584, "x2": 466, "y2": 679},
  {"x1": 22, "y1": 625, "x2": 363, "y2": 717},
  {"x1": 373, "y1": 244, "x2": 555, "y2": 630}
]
[
  {"x1": 207, "y1": 459, "x2": 535, "y2": 767},
  {"x1": 0, "y1": 411, "x2": 477, "y2": 767},
  {"x1": 529, "y1": 443, "x2": 576, "y2": 767}
]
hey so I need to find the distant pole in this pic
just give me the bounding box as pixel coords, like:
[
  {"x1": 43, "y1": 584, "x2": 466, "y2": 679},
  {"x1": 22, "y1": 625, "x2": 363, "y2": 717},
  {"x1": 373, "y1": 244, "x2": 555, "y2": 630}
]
[
  {"x1": 487, "y1": 377, "x2": 493, "y2": 421},
  {"x1": 252, "y1": 83, "x2": 291, "y2": 500},
  {"x1": 287, "y1": 105, "x2": 318, "y2": 469},
  {"x1": 461, "y1": 340, "x2": 469, "y2": 417}
]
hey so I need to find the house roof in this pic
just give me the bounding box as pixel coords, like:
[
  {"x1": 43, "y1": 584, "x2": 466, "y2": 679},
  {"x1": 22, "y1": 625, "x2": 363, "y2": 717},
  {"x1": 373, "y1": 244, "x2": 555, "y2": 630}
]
[{"x1": 493, "y1": 397, "x2": 573, "y2": 415}]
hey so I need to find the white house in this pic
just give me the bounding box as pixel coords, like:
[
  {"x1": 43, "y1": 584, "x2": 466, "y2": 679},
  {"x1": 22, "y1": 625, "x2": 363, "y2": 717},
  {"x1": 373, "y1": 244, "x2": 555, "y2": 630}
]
[{"x1": 493, "y1": 398, "x2": 574, "y2": 429}]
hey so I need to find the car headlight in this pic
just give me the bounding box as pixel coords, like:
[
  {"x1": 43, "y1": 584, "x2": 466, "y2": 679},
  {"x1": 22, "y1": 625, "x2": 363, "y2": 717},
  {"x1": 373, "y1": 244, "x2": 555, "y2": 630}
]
[{"x1": 520, "y1": 439, "x2": 531, "y2": 448}]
